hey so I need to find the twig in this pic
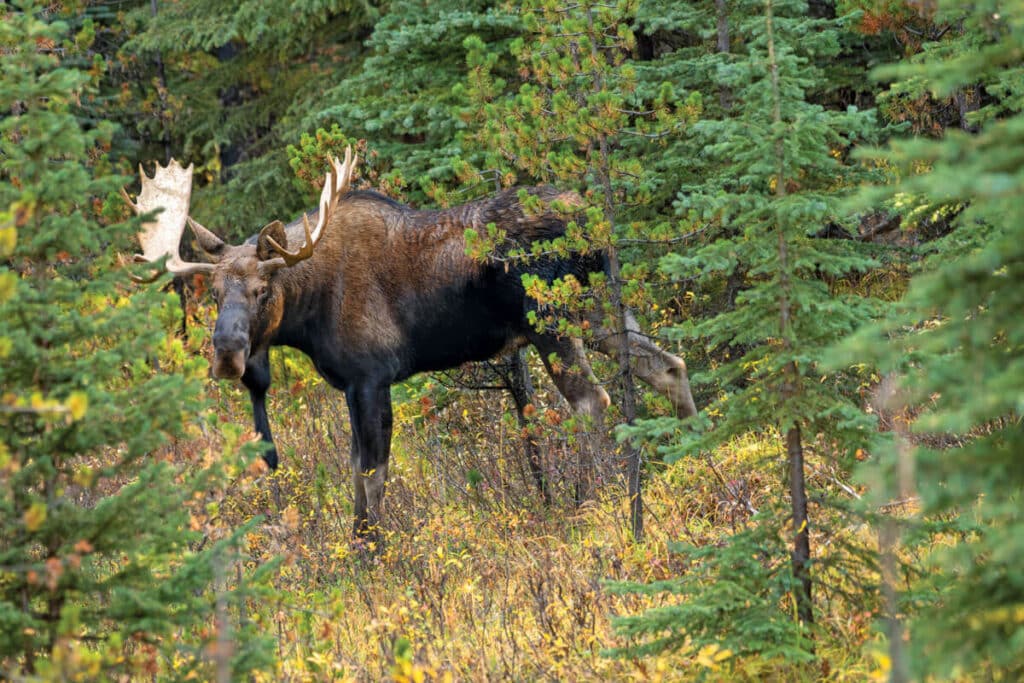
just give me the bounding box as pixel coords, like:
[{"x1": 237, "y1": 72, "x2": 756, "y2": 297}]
[
  {"x1": 810, "y1": 463, "x2": 861, "y2": 500},
  {"x1": 704, "y1": 453, "x2": 759, "y2": 515},
  {"x1": 616, "y1": 228, "x2": 705, "y2": 245}
]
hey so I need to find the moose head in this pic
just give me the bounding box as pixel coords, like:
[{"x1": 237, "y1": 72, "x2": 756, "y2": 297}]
[{"x1": 121, "y1": 149, "x2": 358, "y2": 379}]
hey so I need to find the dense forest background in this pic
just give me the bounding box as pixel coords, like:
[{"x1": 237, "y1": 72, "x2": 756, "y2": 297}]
[{"x1": 2, "y1": 0, "x2": 1023, "y2": 680}]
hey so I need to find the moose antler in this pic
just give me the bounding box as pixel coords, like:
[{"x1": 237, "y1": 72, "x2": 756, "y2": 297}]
[
  {"x1": 120, "y1": 159, "x2": 214, "y2": 281},
  {"x1": 261, "y1": 146, "x2": 358, "y2": 266}
]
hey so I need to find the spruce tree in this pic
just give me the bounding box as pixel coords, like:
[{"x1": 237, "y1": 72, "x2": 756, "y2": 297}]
[
  {"x1": 121, "y1": 0, "x2": 377, "y2": 236},
  {"x1": 459, "y1": 0, "x2": 700, "y2": 536},
  {"x1": 301, "y1": 0, "x2": 522, "y2": 203},
  {"x1": 0, "y1": 4, "x2": 274, "y2": 678},
  {"x1": 612, "y1": 0, "x2": 880, "y2": 659},
  {"x1": 841, "y1": 0, "x2": 1024, "y2": 677}
]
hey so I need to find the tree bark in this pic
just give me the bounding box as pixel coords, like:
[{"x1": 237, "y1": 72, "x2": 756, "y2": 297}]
[
  {"x1": 716, "y1": 0, "x2": 732, "y2": 111},
  {"x1": 596, "y1": 140, "x2": 643, "y2": 539},
  {"x1": 586, "y1": 6, "x2": 643, "y2": 539},
  {"x1": 879, "y1": 520, "x2": 907, "y2": 682},
  {"x1": 786, "y1": 423, "x2": 814, "y2": 625},
  {"x1": 954, "y1": 85, "x2": 980, "y2": 133},
  {"x1": 22, "y1": 586, "x2": 35, "y2": 674},
  {"x1": 150, "y1": 0, "x2": 171, "y2": 164}
]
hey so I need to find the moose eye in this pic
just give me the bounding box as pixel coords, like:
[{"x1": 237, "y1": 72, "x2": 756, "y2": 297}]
[{"x1": 255, "y1": 285, "x2": 268, "y2": 300}]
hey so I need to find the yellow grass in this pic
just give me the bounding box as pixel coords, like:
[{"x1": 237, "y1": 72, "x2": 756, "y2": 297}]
[{"x1": 172, "y1": 349, "x2": 885, "y2": 682}]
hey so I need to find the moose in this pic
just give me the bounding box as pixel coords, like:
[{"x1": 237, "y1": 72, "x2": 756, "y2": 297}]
[{"x1": 122, "y1": 149, "x2": 697, "y2": 536}]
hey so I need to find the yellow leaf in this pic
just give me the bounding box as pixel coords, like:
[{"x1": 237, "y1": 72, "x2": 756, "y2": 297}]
[
  {"x1": 696, "y1": 643, "x2": 729, "y2": 670},
  {"x1": 73, "y1": 465, "x2": 95, "y2": 487},
  {"x1": 0, "y1": 272, "x2": 15, "y2": 306},
  {"x1": 66, "y1": 392, "x2": 88, "y2": 421},
  {"x1": 282, "y1": 506, "x2": 300, "y2": 531},
  {"x1": 24, "y1": 502, "x2": 47, "y2": 532},
  {"x1": 0, "y1": 223, "x2": 15, "y2": 256}
]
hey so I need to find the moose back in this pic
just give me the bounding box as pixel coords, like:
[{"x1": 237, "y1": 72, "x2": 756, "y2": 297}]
[{"x1": 122, "y1": 150, "x2": 697, "y2": 535}]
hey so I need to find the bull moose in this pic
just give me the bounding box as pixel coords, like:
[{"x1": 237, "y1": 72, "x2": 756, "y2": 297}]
[{"x1": 122, "y1": 149, "x2": 697, "y2": 536}]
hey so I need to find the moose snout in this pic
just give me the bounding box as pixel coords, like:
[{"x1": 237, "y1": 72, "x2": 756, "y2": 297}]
[
  {"x1": 211, "y1": 307, "x2": 251, "y2": 379},
  {"x1": 212, "y1": 306, "x2": 250, "y2": 351},
  {"x1": 212, "y1": 327, "x2": 248, "y2": 353}
]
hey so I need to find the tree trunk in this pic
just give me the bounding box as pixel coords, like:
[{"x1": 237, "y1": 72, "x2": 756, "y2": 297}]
[
  {"x1": 149, "y1": 0, "x2": 171, "y2": 165},
  {"x1": 954, "y1": 85, "x2": 980, "y2": 133},
  {"x1": 21, "y1": 586, "x2": 35, "y2": 674},
  {"x1": 716, "y1": 0, "x2": 732, "y2": 111},
  {"x1": 766, "y1": 0, "x2": 814, "y2": 628},
  {"x1": 878, "y1": 519, "x2": 908, "y2": 682},
  {"x1": 786, "y1": 423, "x2": 814, "y2": 625},
  {"x1": 600, "y1": 167, "x2": 643, "y2": 540},
  {"x1": 586, "y1": 6, "x2": 643, "y2": 539}
]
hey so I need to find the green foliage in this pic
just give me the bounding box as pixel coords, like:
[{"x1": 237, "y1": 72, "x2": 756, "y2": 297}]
[
  {"x1": 0, "y1": 4, "x2": 274, "y2": 678},
  {"x1": 838, "y1": 1, "x2": 1024, "y2": 677},
  {"x1": 615, "y1": 0, "x2": 884, "y2": 660},
  {"x1": 457, "y1": 0, "x2": 705, "y2": 544},
  {"x1": 129, "y1": 0, "x2": 376, "y2": 56},
  {"x1": 115, "y1": 0, "x2": 377, "y2": 237},
  {"x1": 606, "y1": 515, "x2": 815, "y2": 664},
  {"x1": 305, "y1": 0, "x2": 523, "y2": 203},
  {"x1": 634, "y1": 0, "x2": 882, "y2": 485},
  {"x1": 458, "y1": 0, "x2": 699, "y2": 348}
]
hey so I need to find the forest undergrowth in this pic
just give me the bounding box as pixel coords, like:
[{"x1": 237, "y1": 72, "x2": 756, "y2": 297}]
[{"x1": 162, "y1": 309, "x2": 893, "y2": 682}]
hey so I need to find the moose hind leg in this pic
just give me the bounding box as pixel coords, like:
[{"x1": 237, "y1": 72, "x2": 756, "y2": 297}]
[
  {"x1": 508, "y1": 350, "x2": 551, "y2": 505},
  {"x1": 590, "y1": 309, "x2": 698, "y2": 419},
  {"x1": 349, "y1": 433, "x2": 368, "y2": 535},
  {"x1": 346, "y1": 383, "x2": 394, "y2": 539},
  {"x1": 530, "y1": 333, "x2": 610, "y2": 503},
  {"x1": 363, "y1": 399, "x2": 393, "y2": 532}
]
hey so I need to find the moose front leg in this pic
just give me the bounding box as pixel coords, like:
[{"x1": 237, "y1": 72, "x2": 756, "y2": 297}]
[
  {"x1": 529, "y1": 333, "x2": 611, "y2": 504},
  {"x1": 241, "y1": 350, "x2": 278, "y2": 469},
  {"x1": 345, "y1": 382, "x2": 393, "y2": 538}
]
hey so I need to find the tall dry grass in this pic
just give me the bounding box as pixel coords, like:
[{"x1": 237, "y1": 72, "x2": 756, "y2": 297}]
[{"x1": 166, "y1": 343, "x2": 881, "y2": 682}]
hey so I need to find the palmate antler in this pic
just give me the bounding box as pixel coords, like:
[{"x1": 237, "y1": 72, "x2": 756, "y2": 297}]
[
  {"x1": 260, "y1": 146, "x2": 359, "y2": 266},
  {"x1": 120, "y1": 159, "x2": 214, "y2": 280}
]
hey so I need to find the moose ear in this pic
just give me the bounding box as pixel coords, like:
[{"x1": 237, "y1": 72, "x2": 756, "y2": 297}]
[
  {"x1": 256, "y1": 221, "x2": 287, "y2": 261},
  {"x1": 186, "y1": 217, "x2": 227, "y2": 258}
]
